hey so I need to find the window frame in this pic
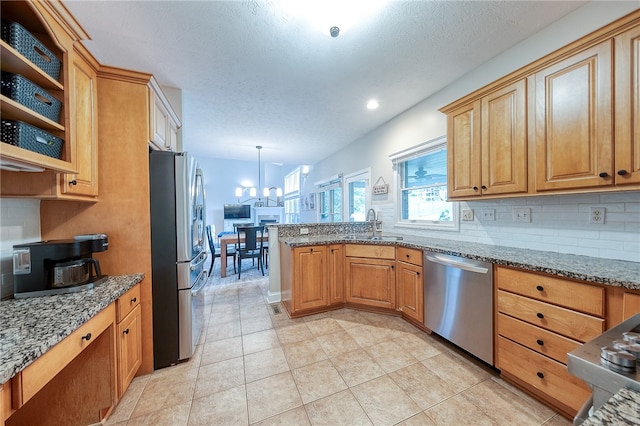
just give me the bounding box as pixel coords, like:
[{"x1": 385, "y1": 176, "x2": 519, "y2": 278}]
[
  {"x1": 390, "y1": 136, "x2": 459, "y2": 231},
  {"x1": 315, "y1": 174, "x2": 343, "y2": 223}
]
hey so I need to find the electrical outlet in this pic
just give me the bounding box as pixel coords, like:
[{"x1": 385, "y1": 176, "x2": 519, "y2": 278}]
[
  {"x1": 482, "y1": 209, "x2": 495, "y2": 221},
  {"x1": 299, "y1": 227, "x2": 309, "y2": 235},
  {"x1": 590, "y1": 207, "x2": 605, "y2": 225},
  {"x1": 513, "y1": 207, "x2": 531, "y2": 223},
  {"x1": 462, "y1": 209, "x2": 474, "y2": 221}
]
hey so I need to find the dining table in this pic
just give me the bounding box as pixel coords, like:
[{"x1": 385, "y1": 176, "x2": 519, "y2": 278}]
[{"x1": 218, "y1": 232, "x2": 269, "y2": 278}]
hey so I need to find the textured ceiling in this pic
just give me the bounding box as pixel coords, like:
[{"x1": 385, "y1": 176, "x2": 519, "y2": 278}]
[{"x1": 62, "y1": 0, "x2": 585, "y2": 165}]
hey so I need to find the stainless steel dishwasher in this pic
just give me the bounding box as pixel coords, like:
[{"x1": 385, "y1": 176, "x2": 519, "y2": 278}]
[{"x1": 423, "y1": 251, "x2": 494, "y2": 365}]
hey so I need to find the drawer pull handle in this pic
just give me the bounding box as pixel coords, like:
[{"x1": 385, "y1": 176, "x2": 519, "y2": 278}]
[
  {"x1": 536, "y1": 339, "x2": 544, "y2": 346},
  {"x1": 473, "y1": 186, "x2": 479, "y2": 191},
  {"x1": 81, "y1": 333, "x2": 92, "y2": 341},
  {"x1": 617, "y1": 169, "x2": 628, "y2": 176},
  {"x1": 598, "y1": 172, "x2": 609, "y2": 178},
  {"x1": 536, "y1": 312, "x2": 544, "y2": 319},
  {"x1": 131, "y1": 297, "x2": 137, "y2": 303},
  {"x1": 536, "y1": 285, "x2": 544, "y2": 291},
  {"x1": 69, "y1": 179, "x2": 77, "y2": 186},
  {"x1": 536, "y1": 372, "x2": 544, "y2": 379},
  {"x1": 123, "y1": 328, "x2": 130, "y2": 335}
]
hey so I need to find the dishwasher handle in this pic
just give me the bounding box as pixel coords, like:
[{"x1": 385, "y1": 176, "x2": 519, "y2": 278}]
[{"x1": 424, "y1": 253, "x2": 489, "y2": 274}]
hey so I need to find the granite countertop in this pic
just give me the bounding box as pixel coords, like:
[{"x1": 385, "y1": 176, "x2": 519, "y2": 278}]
[
  {"x1": 280, "y1": 234, "x2": 640, "y2": 290},
  {"x1": 0, "y1": 274, "x2": 143, "y2": 384},
  {"x1": 582, "y1": 387, "x2": 640, "y2": 425}
]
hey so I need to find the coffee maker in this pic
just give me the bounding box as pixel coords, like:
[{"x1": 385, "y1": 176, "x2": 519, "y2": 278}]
[{"x1": 13, "y1": 234, "x2": 108, "y2": 298}]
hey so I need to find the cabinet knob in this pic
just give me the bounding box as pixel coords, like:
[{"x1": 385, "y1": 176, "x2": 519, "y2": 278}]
[
  {"x1": 131, "y1": 297, "x2": 137, "y2": 303},
  {"x1": 617, "y1": 169, "x2": 628, "y2": 176},
  {"x1": 536, "y1": 285, "x2": 544, "y2": 292},
  {"x1": 473, "y1": 186, "x2": 479, "y2": 191},
  {"x1": 417, "y1": 272, "x2": 420, "y2": 276},
  {"x1": 81, "y1": 332, "x2": 92, "y2": 341},
  {"x1": 536, "y1": 339, "x2": 544, "y2": 346},
  {"x1": 598, "y1": 172, "x2": 609, "y2": 178},
  {"x1": 406, "y1": 254, "x2": 410, "y2": 258},
  {"x1": 536, "y1": 371, "x2": 544, "y2": 379},
  {"x1": 536, "y1": 312, "x2": 544, "y2": 319},
  {"x1": 481, "y1": 185, "x2": 487, "y2": 190},
  {"x1": 391, "y1": 265, "x2": 395, "y2": 270},
  {"x1": 69, "y1": 180, "x2": 77, "y2": 186},
  {"x1": 123, "y1": 328, "x2": 130, "y2": 335}
]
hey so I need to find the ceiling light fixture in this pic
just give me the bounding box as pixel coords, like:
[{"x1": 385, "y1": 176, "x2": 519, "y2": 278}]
[
  {"x1": 366, "y1": 100, "x2": 379, "y2": 110},
  {"x1": 235, "y1": 146, "x2": 282, "y2": 207}
]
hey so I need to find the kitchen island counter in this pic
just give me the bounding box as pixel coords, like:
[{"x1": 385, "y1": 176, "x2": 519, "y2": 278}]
[
  {"x1": 582, "y1": 387, "x2": 640, "y2": 425},
  {"x1": 0, "y1": 274, "x2": 143, "y2": 384},
  {"x1": 279, "y1": 234, "x2": 639, "y2": 290}
]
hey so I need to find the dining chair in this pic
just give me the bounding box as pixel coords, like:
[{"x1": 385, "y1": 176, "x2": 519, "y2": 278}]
[
  {"x1": 236, "y1": 225, "x2": 265, "y2": 279},
  {"x1": 206, "y1": 225, "x2": 236, "y2": 275}
]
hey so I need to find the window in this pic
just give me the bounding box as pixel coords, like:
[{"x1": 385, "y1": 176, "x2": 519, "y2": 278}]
[
  {"x1": 316, "y1": 175, "x2": 342, "y2": 223},
  {"x1": 391, "y1": 136, "x2": 458, "y2": 230},
  {"x1": 344, "y1": 169, "x2": 370, "y2": 222},
  {"x1": 283, "y1": 167, "x2": 302, "y2": 223}
]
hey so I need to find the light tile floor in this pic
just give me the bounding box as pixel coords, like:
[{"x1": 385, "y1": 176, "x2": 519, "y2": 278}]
[{"x1": 106, "y1": 270, "x2": 573, "y2": 425}]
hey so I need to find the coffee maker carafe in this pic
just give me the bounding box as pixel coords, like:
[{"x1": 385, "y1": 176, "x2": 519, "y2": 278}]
[{"x1": 13, "y1": 234, "x2": 108, "y2": 298}]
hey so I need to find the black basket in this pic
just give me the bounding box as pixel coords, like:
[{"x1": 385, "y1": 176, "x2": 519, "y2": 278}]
[
  {"x1": 1, "y1": 72, "x2": 62, "y2": 122},
  {"x1": 1, "y1": 120, "x2": 63, "y2": 159},
  {"x1": 1, "y1": 20, "x2": 61, "y2": 81}
]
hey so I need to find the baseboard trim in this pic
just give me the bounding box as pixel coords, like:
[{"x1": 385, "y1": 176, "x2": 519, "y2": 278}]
[{"x1": 266, "y1": 290, "x2": 281, "y2": 304}]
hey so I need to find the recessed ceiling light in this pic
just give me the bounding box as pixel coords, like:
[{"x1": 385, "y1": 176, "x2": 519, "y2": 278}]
[{"x1": 366, "y1": 100, "x2": 379, "y2": 110}]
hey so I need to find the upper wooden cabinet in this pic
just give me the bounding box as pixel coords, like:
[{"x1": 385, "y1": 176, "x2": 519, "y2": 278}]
[
  {"x1": 441, "y1": 11, "x2": 640, "y2": 199},
  {"x1": 533, "y1": 41, "x2": 613, "y2": 191},
  {"x1": 614, "y1": 25, "x2": 640, "y2": 185},
  {"x1": 148, "y1": 78, "x2": 181, "y2": 152},
  {"x1": 447, "y1": 80, "x2": 527, "y2": 199}
]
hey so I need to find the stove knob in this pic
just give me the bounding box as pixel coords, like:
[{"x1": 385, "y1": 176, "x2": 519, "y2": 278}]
[{"x1": 623, "y1": 331, "x2": 640, "y2": 345}]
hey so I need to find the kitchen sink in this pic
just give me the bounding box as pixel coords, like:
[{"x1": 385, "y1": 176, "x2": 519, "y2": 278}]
[{"x1": 343, "y1": 235, "x2": 403, "y2": 241}]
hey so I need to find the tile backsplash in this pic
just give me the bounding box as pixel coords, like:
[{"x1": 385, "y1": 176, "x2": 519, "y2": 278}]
[{"x1": 0, "y1": 198, "x2": 41, "y2": 299}]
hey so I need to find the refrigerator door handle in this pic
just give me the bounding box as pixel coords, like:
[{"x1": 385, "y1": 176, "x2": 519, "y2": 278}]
[{"x1": 191, "y1": 251, "x2": 208, "y2": 271}]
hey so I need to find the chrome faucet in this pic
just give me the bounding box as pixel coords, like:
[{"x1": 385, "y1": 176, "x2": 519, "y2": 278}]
[
  {"x1": 367, "y1": 208, "x2": 376, "y2": 222},
  {"x1": 367, "y1": 208, "x2": 381, "y2": 237}
]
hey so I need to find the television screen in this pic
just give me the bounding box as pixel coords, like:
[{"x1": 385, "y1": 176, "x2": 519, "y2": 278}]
[{"x1": 224, "y1": 204, "x2": 251, "y2": 219}]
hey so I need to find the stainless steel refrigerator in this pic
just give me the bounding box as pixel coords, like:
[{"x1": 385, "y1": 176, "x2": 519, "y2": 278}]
[{"x1": 149, "y1": 150, "x2": 207, "y2": 370}]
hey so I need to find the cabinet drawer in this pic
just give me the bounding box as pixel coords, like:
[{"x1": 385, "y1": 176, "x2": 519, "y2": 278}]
[
  {"x1": 496, "y1": 267, "x2": 604, "y2": 316},
  {"x1": 20, "y1": 303, "x2": 115, "y2": 403},
  {"x1": 116, "y1": 284, "x2": 140, "y2": 323},
  {"x1": 345, "y1": 244, "x2": 395, "y2": 259},
  {"x1": 497, "y1": 336, "x2": 591, "y2": 412},
  {"x1": 498, "y1": 290, "x2": 604, "y2": 342},
  {"x1": 396, "y1": 247, "x2": 423, "y2": 267},
  {"x1": 497, "y1": 313, "x2": 581, "y2": 364}
]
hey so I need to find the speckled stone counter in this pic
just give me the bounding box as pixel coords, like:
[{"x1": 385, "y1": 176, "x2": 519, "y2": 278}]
[
  {"x1": 279, "y1": 234, "x2": 640, "y2": 290},
  {"x1": 582, "y1": 387, "x2": 640, "y2": 425},
  {"x1": 0, "y1": 274, "x2": 143, "y2": 384}
]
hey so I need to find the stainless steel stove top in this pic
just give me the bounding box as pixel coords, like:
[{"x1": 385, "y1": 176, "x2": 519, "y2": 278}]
[{"x1": 568, "y1": 313, "x2": 640, "y2": 411}]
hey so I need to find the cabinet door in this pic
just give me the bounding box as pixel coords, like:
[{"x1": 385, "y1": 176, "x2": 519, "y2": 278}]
[
  {"x1": 396, "y1": 261, "x2": 423, "y2": 322},
  {"x1": 447, "y1": 101, "x2": 482, "y2": 198},
  {"x1": 345, "y1": 257, "x2": 396, "y2": 309},
  {"x1": 327, "y1": 244, "x2": 345, "y2": 306},
  {"x1": 168, "y1": 119, "x2": 179, "y2": 152},
  {"x1": 481, "y1": 79, "x2": 528, "y2": 195},
  {"x1": 615, "y1": 25, "x2": 640, "y2": 185},
  {"x1": 117, "y1": 304, "x2": 142, "y2": 398},
  {"x1": 293, "y1": 246, "x2": 328, "y2": 312},
  {"x1": 61, "y1": 47, "x2": 98, "y2": 197},
  {"x1": 149, "y1": 89, "x2": 168, "y2": 150},
  {"x1": 534, "y1": 41, "x2": 613, "y2": 191}
]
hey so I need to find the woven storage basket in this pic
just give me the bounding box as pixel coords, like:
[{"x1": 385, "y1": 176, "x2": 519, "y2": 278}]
[
  {"x1": 1, "y1": 72, "x2": 62, "y2": 122},
  {"x1": 1, "y1": 120, "x2": 63, "y2": 159},
  {"x1": 1, "y1": 20, "x2": 61, "y2": 80}
]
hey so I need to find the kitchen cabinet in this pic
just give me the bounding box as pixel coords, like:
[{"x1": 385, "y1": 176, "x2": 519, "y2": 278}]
[
  {"x1": 280, "y1": 244, "x2": 330, "y2": 316},
  {"x1": 149, "y1": 77, "x2": 181, "y2": 152},
  {"x1": 614, "y1": 25, "x2": 640, "y2": 185},
  {"x1": 116, "y1": 284, "x2": 142, "y2": 398},
  {"x1": 327, "y1": 244, "x2": 345, "y2": 306},
  {"x1": 396, "y1": 247, "x2": 424, "y2": 323},
  {"x1": 495, "y1": 266, "x2": 605, "y2": 417},
  {"x1": 345, "y1": 244, "x2": 396, "y2": 310},
  {"x1": 533, "y1": 41, "x2": 613, "y2": 191},
  {"x1": 446, "y1": 80, "x2": 527, "y2": 199},
  {"x1": 5, "y1": 304, "x2": 116, "y2": 425},
  {"x1": 0, "y1": 1, "x2": 83, "y2": 174},
  {"x1": 623, "y1": 291, "x2": 640, "y2": 320}
]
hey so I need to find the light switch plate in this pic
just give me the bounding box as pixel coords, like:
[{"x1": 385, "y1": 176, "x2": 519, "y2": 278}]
[
  {"x1": 513, "y1": 207, "x2": 531, "y2": 223},
  {"x1": 462, "y1": 209, "x2": 474, "y2": 221},
  {"x1": 482, "y1": 209, "x2": 495, "y2": 221}
]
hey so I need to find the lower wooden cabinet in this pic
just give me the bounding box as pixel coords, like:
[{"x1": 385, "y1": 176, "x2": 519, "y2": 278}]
[
  {"x1": 116, "y1": 285, "x2": 142, "y2": 398},
  {"x1": 345, "y1": 244, "x2": 396, "y2": 309},
  {"x1": 496, "y1": 266, "x2": 604, "y2": 416},
  {"x1": 328, "y1": 244, "x2": 345, "y2": 306},
  {"x1": 293, "y1": 246, "x2": 328, "y2": 312},
  {"x1": 396, "y1": 247, "x2": 424, "y2": 322}
]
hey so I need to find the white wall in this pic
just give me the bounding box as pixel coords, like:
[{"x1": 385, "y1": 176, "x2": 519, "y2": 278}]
[
  {"x1": 0, "y1": 199, "x2": 41, "y2": 298},
  {"x1": 305, "y1": 2, "x2": 640, "y2": 262}
]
